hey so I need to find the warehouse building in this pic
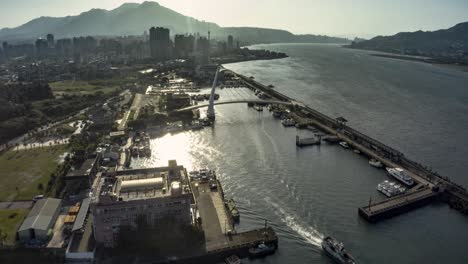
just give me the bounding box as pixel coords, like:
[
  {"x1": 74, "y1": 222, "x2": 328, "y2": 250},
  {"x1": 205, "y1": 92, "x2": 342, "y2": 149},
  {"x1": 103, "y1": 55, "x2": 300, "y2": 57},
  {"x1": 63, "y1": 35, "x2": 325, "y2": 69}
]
[{"x1": 17, "y1": 198, "x2": 62, "y2": 242}]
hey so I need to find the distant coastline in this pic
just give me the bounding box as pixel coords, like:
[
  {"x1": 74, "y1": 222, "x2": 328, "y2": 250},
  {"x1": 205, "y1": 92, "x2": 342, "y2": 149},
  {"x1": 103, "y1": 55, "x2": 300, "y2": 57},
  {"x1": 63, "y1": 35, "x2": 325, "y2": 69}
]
[
  {"x1": 342, "y1": 45, "x2": 468, "y2": 72},
  {"x1": 370, "y1": 53, "x2": 468, "y2": 72}
]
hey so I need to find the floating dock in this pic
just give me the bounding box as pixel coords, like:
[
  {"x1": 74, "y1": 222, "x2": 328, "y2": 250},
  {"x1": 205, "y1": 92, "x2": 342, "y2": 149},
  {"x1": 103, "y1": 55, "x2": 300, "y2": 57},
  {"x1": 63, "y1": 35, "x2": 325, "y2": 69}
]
[
  {"x1": 359, "y1": 187, "x2": 440, "y2": 222},
  {"x1": 296, "y1": 135, "x2": 321, "y2": 147}
]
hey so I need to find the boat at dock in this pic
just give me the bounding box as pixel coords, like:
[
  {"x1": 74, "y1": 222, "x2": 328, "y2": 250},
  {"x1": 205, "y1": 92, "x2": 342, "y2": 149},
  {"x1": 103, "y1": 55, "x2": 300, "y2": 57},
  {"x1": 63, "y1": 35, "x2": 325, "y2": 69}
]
[
  {"x1": 225, "y1": 255, "x2": 241, "y2": 264},
  {"x1": 225, "y1": 198, "x2": 240, "y2": 222},
  {"x1": 281, "y1": 119, "x2": 296, "y2": 127},
  {"x1": 377, "y1": 180, "x2": 406, "y2": 197},
  {"x1": 323, "y1": 135, "x2": 341, "y2": 143},
  {"x1": 296, "y1": 135, "x2": 321, "y2": 147},
  {"x1": 386, "y1": 167, "x2": 414, "y2": 186},
  {"x1": 339, "y1": 141, "x2": 349, "y2": 149},
  {"x1": 369, "y1": 159, "x2": 383, "y2": 168},
  {"x1": 272, "y1": 110, "x2": 283, "y2": 118},
  {"x1": 321, "y1": 236, "x2": 356, "y2": 264},
  {"x1": 248, "y1": 242, "x2": 276, "y2": 258},
  {"x1": 254, "y1": 105, "x2": 264, "y2": 112}
]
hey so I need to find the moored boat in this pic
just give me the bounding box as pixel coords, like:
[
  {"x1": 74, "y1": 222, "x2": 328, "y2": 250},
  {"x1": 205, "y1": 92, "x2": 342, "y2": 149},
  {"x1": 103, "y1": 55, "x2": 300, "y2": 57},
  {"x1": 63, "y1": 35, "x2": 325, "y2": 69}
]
[
  {"x1": 281, "y1": 119, "x2": 296, "y2": 127},
  {"x1": 248, "y1": 242, "x2": 276, "y2": 258},
  {"x1": 369, "y1": 159, "x2": 383, "y2": 168},
  {"x1": 272, "y1": 110, "x2": 283, "y2": 118},
  {"x1": 386, "y1": 167, "x2": 414, "y2": 186},
  {"x1": 377, "y1": 180, "x2": 406, "y2": 197},
  {"x1": 254, "y1": 105, "x2": 264, "y2": 112},
  {"x1": 339, "y1": 141, "x2": 349, "y2": 149}
]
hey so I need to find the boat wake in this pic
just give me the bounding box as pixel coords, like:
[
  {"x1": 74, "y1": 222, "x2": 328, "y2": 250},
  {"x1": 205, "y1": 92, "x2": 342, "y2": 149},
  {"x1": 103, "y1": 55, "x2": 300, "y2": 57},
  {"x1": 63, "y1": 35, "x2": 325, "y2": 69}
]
[{"x1": 265, "y1": 198, "x2": 324, "y2": 247}]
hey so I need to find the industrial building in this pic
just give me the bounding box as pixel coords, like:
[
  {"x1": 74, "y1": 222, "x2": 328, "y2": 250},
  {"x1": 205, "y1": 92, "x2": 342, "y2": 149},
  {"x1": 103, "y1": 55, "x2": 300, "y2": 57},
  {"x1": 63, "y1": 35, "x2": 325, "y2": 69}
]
[
  {"x1": 90, "y1": 160, "x2": 194, "y2": 247},
  {"x1": 17, "y1": 198, "x2": 62, "y2": 242},
  {"x1": 65, "y1": 154, "x2": 100, "y2": 193}
]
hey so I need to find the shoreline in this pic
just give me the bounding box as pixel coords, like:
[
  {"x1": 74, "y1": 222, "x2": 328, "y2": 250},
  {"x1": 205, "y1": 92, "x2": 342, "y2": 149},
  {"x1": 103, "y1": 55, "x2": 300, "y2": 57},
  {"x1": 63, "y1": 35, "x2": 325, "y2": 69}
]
[
  {"x1": 371, "y1": 53, "x2": 468, "y2": 72},
  {"x1": 343, "y1": 46, "x2": 468, "y2": 72}
]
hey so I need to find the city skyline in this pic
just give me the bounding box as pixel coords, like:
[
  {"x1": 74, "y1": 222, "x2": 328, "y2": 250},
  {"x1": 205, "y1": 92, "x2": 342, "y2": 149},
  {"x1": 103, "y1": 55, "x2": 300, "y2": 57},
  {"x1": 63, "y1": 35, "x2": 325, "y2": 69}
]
[{"x1": 0, "y1": 0, "x2": 467, "y2": 38}]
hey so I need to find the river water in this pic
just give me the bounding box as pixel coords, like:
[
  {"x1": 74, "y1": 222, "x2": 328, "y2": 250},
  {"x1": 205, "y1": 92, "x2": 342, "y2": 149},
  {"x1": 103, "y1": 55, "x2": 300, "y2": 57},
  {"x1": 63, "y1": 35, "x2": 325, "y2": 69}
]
[{"x1": 133, "y1": 44, "x2": 468, "y2": 263}]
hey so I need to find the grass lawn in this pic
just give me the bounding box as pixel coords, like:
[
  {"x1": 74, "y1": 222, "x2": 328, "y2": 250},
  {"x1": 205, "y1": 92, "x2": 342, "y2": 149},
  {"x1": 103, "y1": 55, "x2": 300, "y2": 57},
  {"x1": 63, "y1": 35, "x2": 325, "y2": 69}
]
[
  {"x1": 0, "y1": 209, "x2": 29, "y2": 245},
  {"x1": 50, "y1": 80, "x2": 120, "y2": 96},
  {"x1": 0, "y1": 146, "x2": 67, "y2": 201}
]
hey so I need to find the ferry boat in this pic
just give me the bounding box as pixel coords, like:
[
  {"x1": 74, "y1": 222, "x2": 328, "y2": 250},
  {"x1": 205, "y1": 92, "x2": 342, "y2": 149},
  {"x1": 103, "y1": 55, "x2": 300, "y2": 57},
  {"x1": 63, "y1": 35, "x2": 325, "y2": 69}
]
[
  {"x1": 248, "y1": 242, "x2": 276, "y2": 258},
  {"x1": 386, "y1": 167, "x2": 414, "y2": 186},
  {"x1": 369, "y1": 159, "x2": 383, "y2": 168},
  {"x1": 377, "y1": 180, "x2": 406, "y2": 197},
  {"x1": 321, "y1": 236, "x2": 356, "y2": 264},
  {"x1": 339, "y1": 141, "x2": 349, "y2": 149},
  {"x1": 281, "y1": 119, "x2": 296, "y2": 127}
]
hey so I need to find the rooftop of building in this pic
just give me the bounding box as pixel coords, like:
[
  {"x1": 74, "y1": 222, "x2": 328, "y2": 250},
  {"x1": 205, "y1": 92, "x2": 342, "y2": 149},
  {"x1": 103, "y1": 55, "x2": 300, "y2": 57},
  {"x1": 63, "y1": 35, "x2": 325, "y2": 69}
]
[
  {"x1": 93, "y1": 160, "x2": 191, "y2": 204},
  {"x1": 66, "y1": 157, "x2": 98, "y2": 179},
  {"x1": 18, "y1": 198, "x2": 62, "y2": 232}
]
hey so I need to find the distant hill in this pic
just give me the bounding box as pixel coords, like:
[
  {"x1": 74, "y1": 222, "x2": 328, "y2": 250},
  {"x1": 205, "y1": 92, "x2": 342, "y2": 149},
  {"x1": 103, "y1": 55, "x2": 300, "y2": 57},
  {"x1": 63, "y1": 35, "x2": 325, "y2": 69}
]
[
  {"x1": 0, "y1": 1, "x2": 349, "y2": 44},
  {"x1": 349, "y1": 22, "x2": 468, "y2": 58}
]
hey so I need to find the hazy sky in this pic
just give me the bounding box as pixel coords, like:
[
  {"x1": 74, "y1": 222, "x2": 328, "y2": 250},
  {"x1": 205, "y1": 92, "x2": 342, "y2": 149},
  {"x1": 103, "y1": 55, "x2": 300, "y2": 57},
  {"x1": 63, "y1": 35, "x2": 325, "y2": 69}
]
[{"x1": 1, "y1": 0, "x2": 467, "y2": 38}]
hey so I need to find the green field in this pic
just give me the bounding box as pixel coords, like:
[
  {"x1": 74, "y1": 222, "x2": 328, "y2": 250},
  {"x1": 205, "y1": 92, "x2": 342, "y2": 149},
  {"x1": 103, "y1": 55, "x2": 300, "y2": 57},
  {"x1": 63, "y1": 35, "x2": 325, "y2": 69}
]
[
  {"x1": 0, "y1": 209, "x2": 29, "y2": 245},
  {"x1": 0, "y1": 146, "x2": 67, "y2": 201},
  {"x1": 50, "y1": 80, "x2": 121, "y2": 96}
]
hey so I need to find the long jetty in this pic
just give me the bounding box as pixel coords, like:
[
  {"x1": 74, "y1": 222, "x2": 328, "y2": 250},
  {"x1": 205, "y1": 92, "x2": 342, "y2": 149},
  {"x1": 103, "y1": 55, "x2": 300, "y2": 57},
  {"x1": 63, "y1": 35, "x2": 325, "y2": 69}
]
[{"x1": 229, "y1": 68, "x2": 468, "y2": 221}]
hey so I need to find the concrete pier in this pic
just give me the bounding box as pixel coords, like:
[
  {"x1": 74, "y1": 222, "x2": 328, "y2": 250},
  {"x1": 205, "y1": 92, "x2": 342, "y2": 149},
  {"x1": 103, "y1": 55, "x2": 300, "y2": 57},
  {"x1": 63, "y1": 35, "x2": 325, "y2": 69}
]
[
  {"x1": 185, "y1": 178, "x2": 278, "y2": 263},
  {"x1": 230, "y1": 68, "x2": 468, "y2": 220},
  {"x1": 359, "y1": 187, "x2": 440, "y2": 222}
]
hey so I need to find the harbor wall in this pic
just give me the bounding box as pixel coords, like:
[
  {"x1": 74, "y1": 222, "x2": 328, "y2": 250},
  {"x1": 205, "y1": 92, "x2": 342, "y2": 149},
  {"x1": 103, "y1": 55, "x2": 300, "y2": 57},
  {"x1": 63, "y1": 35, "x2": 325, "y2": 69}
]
[{"x1": 231, "y1": 69, "x2": 468, "y2": 217}]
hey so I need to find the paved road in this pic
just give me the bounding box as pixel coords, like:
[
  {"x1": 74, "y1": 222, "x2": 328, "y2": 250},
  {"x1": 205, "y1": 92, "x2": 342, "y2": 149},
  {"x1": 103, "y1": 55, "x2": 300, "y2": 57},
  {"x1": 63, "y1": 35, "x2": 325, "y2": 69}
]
[{"x1": 0, "y1": 201, "x2": 33, "y2": 210}]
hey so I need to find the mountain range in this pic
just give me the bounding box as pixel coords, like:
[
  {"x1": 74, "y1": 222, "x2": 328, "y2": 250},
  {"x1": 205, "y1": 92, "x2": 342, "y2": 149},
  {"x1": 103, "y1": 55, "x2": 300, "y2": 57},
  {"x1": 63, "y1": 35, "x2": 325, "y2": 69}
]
[
  {"x1": 349, "y1": 22, "x2": 468, "y2": 58},
  {"x1": 0, "y1": 1, "x2": 349, "y2": 44}
]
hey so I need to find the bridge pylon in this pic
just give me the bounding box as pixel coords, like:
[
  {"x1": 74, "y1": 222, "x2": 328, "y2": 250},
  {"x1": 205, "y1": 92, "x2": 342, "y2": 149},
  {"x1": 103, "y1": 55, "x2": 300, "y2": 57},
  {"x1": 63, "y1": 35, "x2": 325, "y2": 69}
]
[{"x1": 207, "y1": 66, "x2": 225, "y2": 120}]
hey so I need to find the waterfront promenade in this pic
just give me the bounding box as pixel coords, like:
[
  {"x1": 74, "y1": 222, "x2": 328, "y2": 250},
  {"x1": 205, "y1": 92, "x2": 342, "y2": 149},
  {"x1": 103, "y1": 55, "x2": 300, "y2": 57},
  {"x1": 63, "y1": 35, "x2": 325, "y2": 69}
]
[{"x1": 228, "y1": 68, "x2": 468, "y2": 221}]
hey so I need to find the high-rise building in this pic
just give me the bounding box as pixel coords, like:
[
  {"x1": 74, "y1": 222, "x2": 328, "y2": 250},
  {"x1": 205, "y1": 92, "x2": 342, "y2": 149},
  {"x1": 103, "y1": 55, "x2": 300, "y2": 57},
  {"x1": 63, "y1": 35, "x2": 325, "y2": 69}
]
[
  {"x1": 0, "y1": 47, "x2": 4, "y2": 64},
  {"x1": 149, "y1": 27, "x2": 171, "y2": 61},
  {"x1": 195, "y1": 36, "x2": 210, "y2": 64},
  {"x1": 35, "y1": 38, "x2": 48, "y2": 58},
  {"x1": 56, "y1": 38, "x2": 73, "y2": 58},
  {"x1": 46, "y1": 34, "x2": 55, "y2": 48},
  {"x1": 2, "y1": 42, "x2": 8, "y2": 60},
  {"x1": 227, "y1": 35, "x2": 234, "y2": 51},
  {"x1": 174, "y1": 34, "x2": 195, "y2": 58}
]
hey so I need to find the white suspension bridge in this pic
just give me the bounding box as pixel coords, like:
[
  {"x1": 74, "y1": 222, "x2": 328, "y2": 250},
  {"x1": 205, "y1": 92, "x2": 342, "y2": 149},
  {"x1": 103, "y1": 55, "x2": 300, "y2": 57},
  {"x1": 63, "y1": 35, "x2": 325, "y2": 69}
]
[{"x1": 175, "y1": 66, "x2": 303, "y2": 117}]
